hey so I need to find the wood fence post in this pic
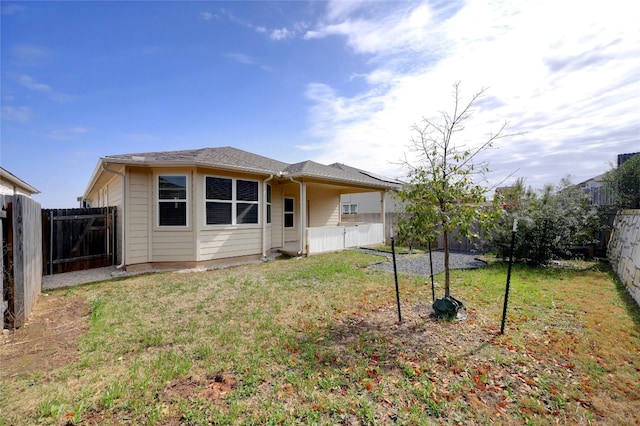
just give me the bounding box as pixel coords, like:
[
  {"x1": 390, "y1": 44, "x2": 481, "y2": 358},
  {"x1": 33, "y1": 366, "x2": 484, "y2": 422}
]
[{"x1": 1, "y1": 194, "x2": 6, "y2": 330}]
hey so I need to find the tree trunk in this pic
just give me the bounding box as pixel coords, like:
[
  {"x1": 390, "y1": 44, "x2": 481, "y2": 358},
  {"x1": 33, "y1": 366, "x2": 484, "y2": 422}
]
[{"x1": 443, "y1": 228, "x2": 450, "y2": 296}]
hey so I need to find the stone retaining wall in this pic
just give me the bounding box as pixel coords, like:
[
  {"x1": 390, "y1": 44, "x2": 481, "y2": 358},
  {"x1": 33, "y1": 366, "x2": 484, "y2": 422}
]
[{"x1": 608, "y1": 209, "x2": 640, "y2": 306}]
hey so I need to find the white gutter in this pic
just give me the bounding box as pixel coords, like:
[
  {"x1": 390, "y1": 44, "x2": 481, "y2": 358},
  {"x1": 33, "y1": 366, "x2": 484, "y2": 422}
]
[
  {"x1": 101, "y1": 164, "x2": 126, "y2": 269},
  {"x1": 262, "y1": 175, "x2": 274, "y2": 259},
  {"x1": 289, "y1": 177, "x2": 306, "y2": 255}
]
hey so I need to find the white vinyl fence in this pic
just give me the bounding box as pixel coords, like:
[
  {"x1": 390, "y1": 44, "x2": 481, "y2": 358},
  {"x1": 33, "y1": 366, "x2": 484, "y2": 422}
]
[{"x1": 306, "y1": 224, "x2": 384, "y2": 254}]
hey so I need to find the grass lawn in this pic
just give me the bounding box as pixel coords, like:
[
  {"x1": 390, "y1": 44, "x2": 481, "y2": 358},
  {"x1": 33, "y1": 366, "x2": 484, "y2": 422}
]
[{"x1": 1, "y1": 251, "x2": 639, "y2": 425}]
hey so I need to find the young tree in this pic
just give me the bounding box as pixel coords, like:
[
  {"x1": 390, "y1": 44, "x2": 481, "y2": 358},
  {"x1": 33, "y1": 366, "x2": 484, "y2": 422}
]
[
  {"x1": 603, "y1": 154, "x2": 640, "y2": 209},
  {"x1": 396, "y1": 82, "x2": 510, "y2": 297}
]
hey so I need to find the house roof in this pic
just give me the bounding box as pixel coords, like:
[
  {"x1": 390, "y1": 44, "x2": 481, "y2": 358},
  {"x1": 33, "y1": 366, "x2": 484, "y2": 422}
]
[
  {"x1": 0, "y1": 167, "x2": 40, "y2": 195},
  {"x1": 103, "y1": 146, "x2": 290, "y2": 175},
  {"x1": 92, "y1": 146, "x2": 401, "y2": 192}
]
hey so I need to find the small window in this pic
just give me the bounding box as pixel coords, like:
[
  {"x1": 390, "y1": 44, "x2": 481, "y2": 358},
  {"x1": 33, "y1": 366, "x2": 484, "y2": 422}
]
[
  {"x1": 266, "y1": 184, "x2": 272, "y2": 224},
  {"x1": 158, "y1": 175, "x2": 187, "y2": 227},
  {"x1": 284, "y1": 197, "x2": 294, "y2": 228},
  {"x1": 342, "y1": 203, "x2": 358, "y2": 214}
]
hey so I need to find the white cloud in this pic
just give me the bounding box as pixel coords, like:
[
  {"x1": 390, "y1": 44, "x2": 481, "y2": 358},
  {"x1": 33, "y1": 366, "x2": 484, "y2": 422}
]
[
  {"x1": 302, "y1": 0, "x2": 640, "y2": 188},
  {"x1": 1, "y1": 106, "x2": 31, "y2": 123},
  {"x1": 199, "y1": 11, "x2": 215, "y2": 21},
  {"x1": 19, "y1": 75, "x2": 51, "y2": 92},
  {"x1": 271, "y1": 28, "x2": 293, "y2": 41},
  {"x1": 17, "y1": 74, "x2": 74, "y2": 103},
  {"x1": 48, "y1": 127, "x2": 88, "y2": 140},
  {"x1": 224, "y1": 52, "x2": 273, "y2": 72},
  {"x1": 1, "y1": 3, "x2": 24, "y2": 15},
  {"x1": 11, "y1": 44, "x2": 51, "y2": 65},
  {"x1": 225, "y1": 52, "x2": 255, "y2": 65}
]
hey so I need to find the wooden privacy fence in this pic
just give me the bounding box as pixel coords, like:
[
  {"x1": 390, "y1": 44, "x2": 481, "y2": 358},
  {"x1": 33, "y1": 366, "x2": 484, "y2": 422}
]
[
  {"x1": 42, "y1": 207, "x2": 117, "y2": 275},
  {"x1": 1, "y1": 194, "x2": 42, "y2": 329}
]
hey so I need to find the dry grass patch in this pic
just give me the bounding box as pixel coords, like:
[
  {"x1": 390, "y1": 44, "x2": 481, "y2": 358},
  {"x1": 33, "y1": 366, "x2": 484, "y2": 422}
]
[{"x1": 0, "y1": 252, "x2": 638, "y2": 425}]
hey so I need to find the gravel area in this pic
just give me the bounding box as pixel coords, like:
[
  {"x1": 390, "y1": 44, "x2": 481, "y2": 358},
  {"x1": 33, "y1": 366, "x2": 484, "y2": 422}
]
[{"x1": 361, "y1": 248, "x2": 486, "y2": 275}]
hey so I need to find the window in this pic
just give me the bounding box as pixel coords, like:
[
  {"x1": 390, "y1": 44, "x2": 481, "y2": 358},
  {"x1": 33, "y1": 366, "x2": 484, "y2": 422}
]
[
  {"x1": 158, "y1": 175, "x2": 187, "y2": 226},
  {"x1": 284, "y1": 197, "x2": 295, "y2": 228},
  {"x1": 342, "y1": 203, "x2": 358, "y2": 214},
  {"x1": 205, "y1": 177, "x2": 259, "y2": 225},
  {"x1": 266, "y1": 184, "x2": 272, "y2": 224}
]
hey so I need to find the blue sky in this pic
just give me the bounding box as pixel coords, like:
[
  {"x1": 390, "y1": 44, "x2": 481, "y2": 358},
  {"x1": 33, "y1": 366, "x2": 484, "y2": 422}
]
[{"x1": 1, "y1": 0, "x2": 638, "y2": 208}]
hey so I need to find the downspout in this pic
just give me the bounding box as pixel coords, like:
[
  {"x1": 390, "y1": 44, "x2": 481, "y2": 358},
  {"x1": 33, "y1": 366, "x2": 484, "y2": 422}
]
[
  {"x1": 262, "y1": 175, "x2": 274, "y2": 259},
  {"x1": 289, "y1": 177, "x2": 306, "y2": 255},
  {"x1": 380, "y1": 190, "x2": 387, "y2": 244},
  {"x1": 101, "y1": 164, "x2": 126, "y2": 269}
]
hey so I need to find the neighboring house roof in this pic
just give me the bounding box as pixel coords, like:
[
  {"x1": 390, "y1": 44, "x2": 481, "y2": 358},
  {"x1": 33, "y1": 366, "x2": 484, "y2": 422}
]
[
  {"x1": 576, "y1": 172, "x2": 606, "y2": 188},
  {"x1": 90, "y1": 146, "x2": 401, "y2": 192},
  {"x1": 0, "y1": 167, "x2": 40, "y2": 195}
]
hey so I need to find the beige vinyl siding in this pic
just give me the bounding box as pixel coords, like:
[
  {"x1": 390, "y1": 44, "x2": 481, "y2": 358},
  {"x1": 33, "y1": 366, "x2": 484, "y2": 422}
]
[
  {"x1": 0, "y1": 182, "x2": 13, "y2": 195},
  {"x1": 306, "y1": 185, "x2": 340, "y2": 227},
  {"x1": 104, "y1": 172, "x2": 124, "y2": 264},
  {"x1": 151, "y1": 230, "x2": 195, "y2": 261},
  {"x1": 0, "y1": 182, "x2": 33, "y2": 196},
  {"x1": 106, "y1": 175, "x2": 122, "y2": 207},
  {"x1": 199, "y1": 226, "x2": 262, "y2": 260},
  {"x1": 127, "y1": 168, "x2": 151, "y2": 265},
  {"x1": 85, "y1": 166, "x2": 125, "y2": 263}
]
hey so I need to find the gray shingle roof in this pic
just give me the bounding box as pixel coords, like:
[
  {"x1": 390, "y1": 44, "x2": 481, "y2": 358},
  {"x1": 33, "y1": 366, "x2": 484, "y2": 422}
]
[{"x1": 102, "y1": 146, "x2": 400, "y2": 189}]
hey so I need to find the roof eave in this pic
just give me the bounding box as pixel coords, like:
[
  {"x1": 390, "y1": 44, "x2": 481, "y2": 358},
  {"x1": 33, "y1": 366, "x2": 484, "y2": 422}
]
[
  {"x1": 0, "y1": 168, "x2": 40, "y2": 194},
  {"x1": 288, "y1": 172, "x2": 401, "y2": 190}
]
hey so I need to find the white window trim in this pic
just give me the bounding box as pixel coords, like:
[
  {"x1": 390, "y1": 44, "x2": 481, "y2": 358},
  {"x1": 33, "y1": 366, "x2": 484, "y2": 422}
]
[
  {"x1": 204, "y1": 175, "x2": 261, "y2": 226},
  {"x1": 157, "y1": 173, "x2": 189, "y2": 228},
  {"x1": 266, "y1": 184, "x2": 272, "y2": 225},
  {"x1": 284, "y1": 196, "x2": 295, "y2": 229},
  {"x1": 342, "y1": 203, "x2": 358, "y2": 214}
]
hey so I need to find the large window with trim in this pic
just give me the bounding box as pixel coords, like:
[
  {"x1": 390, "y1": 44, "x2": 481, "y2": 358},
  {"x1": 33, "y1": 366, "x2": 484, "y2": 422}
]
[
  {"x1": 158, "y1": 175, "x2": 188, "y2": 226},
  {"x1": 205, "y1": 177, "x2": 259, "y2": 225}
]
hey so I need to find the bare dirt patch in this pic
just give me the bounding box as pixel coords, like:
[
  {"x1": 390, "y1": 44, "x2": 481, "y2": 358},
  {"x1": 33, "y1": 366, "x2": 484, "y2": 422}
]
[
  {"x1": 163, "y1": 374, "x2": 237, "y2": 404},
  {"x1": 0, "y1": 293, "x2": 89, "y2": 378}
]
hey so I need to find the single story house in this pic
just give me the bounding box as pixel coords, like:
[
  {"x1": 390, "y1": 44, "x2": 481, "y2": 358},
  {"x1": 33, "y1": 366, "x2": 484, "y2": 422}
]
[
  {"x1": 0, "y1": 167, "x2": 40, "y2": 197},
  {"x1": 82, "y1": 146, "x2": 402, "y2": 271}
]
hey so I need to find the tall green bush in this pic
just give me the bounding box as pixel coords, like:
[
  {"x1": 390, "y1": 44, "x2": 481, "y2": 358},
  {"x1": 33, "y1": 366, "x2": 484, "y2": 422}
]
[
  {"x1": 603, "y1": 154, "x2": 640, "y2": 209},
  {"x1": 488, "y1": 177, "x2": 599, "y2": 264}
]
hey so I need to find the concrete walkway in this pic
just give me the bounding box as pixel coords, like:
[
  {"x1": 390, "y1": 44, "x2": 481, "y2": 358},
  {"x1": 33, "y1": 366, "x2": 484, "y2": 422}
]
[{"x1": 42, "y1": 266, "x2": 127, "y2": 291}]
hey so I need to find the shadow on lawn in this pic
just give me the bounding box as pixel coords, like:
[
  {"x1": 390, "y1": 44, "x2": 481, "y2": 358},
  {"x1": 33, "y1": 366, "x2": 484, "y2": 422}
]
[
  {"x1": 607, "y1": 264, "x2": 640, "y2": 328},
  {"x1": 292, "y1": 302, "x2": 499, "y2": 376}
]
